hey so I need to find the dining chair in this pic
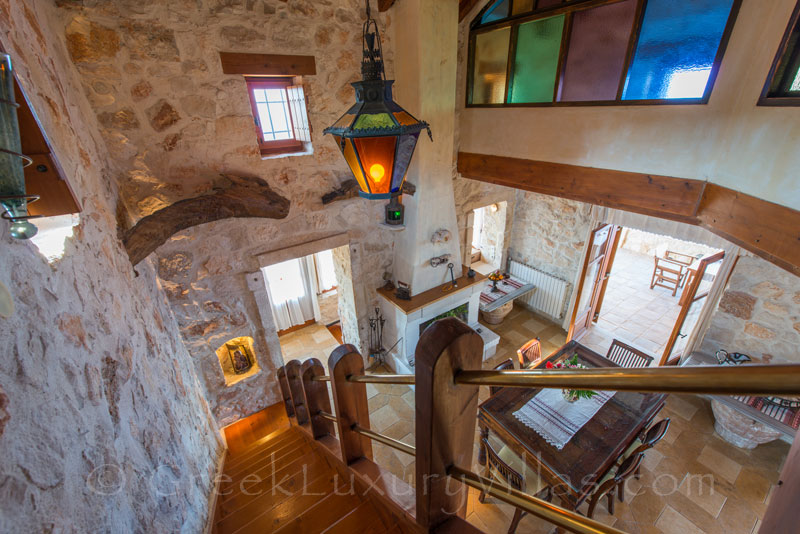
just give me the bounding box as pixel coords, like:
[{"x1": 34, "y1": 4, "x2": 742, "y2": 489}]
[
  {"x1": 516, "y1": 337, "x2": 542, "y2": 369},
  {"x1": 586, "y1": 453, "x2": 645, "y2": 518},
  {"x1": 490, "y1": 359, "x2": 514, "y2": 396},
  {"x1": 479, "y1": 438, "x2": 552, "y2": 534},
  {"x1": 616, "y1": 418, "x2": 671, "y2": 480},
  {"x1": 606, "y1": 339, "x2": 654, "y2": 368}
]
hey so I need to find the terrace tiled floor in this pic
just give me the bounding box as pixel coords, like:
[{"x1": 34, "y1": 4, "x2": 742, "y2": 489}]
[{"x1": 581, "y1": 249, "x2": 684, "y2": 360}]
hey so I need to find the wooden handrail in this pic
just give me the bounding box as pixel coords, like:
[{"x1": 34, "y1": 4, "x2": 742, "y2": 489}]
[
  {"x1": 448, "y1": 465, "x2": 625, "y2": 534},
  {"x1": 311, "y1": 365, "x2": 800, "y2": 396},
  {"x1": 353, "y1": 425, "x2": 417, "y2": 456},
  {"x1": 454, "y1": 365, "x2": 800, "y2": 395}
]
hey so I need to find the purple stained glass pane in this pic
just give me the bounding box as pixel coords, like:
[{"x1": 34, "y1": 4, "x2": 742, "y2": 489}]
[{"x1": 560, "y1": 0, "x2": 637, "y2": 102}]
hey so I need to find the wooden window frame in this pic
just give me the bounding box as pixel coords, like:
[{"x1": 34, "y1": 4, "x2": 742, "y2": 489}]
[
  {"x1": 466, "y1": 0, "x2": 743, "y2": 108},
  {"x1": 245, "y1": 77, "x2": 305, "y2": 156},
  {"x1": 758, "y1": 0, "x2": 800, "y2": 106}
]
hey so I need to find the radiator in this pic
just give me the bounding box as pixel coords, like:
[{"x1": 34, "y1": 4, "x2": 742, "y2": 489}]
[{"x1": 508, "y1": 260, "x2": 570, "y2": 320}]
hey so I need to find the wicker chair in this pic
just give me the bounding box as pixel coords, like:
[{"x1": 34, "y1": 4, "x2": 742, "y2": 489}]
[
  {"x1": 606, "y1": 339, "x2": 654, "y2": 368},
  {"x1": 479, "y1": 438, "x2": 552, "y2": 534},
  {"x1": 516, "y1": 337, "x2": 543, "y2": 369},
  {"x1": 586, "y1": 453, "x2": 644, "y2": 518},
  {"x1": 490, "y1": 359, "x2": 514, "y2": 396}
]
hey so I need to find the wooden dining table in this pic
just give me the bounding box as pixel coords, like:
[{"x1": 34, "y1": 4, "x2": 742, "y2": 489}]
[{"x1": 477, "y1": 340, "x2": 666, "y2": 511}]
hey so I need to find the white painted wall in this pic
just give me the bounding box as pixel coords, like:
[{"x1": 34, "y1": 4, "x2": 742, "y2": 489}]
[{"x1": 458, "y1": 0, "x2": 800, "y2": 211}]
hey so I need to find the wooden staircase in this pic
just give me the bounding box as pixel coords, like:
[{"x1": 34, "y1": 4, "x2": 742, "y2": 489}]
[{"x1": 211, "y1": 419, "x2": 412, "y2": 534}]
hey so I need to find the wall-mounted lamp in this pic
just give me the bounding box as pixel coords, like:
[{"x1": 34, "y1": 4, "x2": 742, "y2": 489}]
[{"x1": 0, "y1": 53, "x2": 38, "y2": 239}]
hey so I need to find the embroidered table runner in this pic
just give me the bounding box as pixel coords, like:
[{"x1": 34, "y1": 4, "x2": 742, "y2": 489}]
[
  {"x1": 513, "y1": 388, "x2": 615, "y2": 450},
  {"x1": 479, "y1": 276, "x2": 535, "y2": 311},
  {"x1": 733, "y1": 396, "x2": 800, "y2": 430}
]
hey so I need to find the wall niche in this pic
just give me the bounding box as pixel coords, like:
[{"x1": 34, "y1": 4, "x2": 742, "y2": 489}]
[{"x1": 215, "y1": 336, "x2": 261, "y2": 386}]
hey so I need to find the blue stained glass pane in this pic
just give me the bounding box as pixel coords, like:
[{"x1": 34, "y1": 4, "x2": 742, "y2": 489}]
[
  {"x1": 622, "y1": 0, "x2": 735, "y2": 100},
  {"x1": 481, "y1": 0, "x2": 510, "y2": 24}
]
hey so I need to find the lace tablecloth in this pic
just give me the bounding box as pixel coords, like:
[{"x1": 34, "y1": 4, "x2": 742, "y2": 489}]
[{"x1": 513, "y1": 388, "x2": 615, "y2": 450}]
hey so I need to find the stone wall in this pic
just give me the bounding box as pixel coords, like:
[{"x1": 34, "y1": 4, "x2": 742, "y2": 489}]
[
  {"x1": 0, "y1": 2, "x2": 220, "y2": 532},
  {"x1": 508, "y1": 191, "x2": 593, "y2": 316},
  {"x1": 453, "y1": 177, "x2": 517, "y2": 267},
  {"x1": 53, "y1": 0, "x2": 398, "y2": 425},
  {"x1": 699, "y1": 256, "x2": 800, "y2": 364},
  {"x1": 473, "y1": 201, "x2": 507, "y2": 269}
]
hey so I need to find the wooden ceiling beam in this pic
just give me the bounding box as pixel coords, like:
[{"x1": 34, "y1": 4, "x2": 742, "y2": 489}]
[{"x1": 457, "y1": 151, "x2": 800, "y2": 277}]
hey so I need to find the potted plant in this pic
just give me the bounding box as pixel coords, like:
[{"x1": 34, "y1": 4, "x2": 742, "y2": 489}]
[{"x1": 546, "y1": 355, "x2": 597, "y2": 402}]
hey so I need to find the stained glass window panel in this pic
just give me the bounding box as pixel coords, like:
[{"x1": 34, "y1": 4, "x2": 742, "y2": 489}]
[
  {"x1": 512, "y1": 0, "x2": 534, "y2": 16},
  {"x1": 510, "y1": 15, "x2": 565, "y2": 103},
  {"x1": 560, "y1": 0, "x2": 637, "y2": 102},
  {"x1": 537, "y1": 0, "x2": 562, "y2": 9},
  {"x1": 622, "y1": 0, "x2": 735, "y2": 100},
  {"x1": 482, "y1": 0, "x2": 510, "y2": 24},
  {"x1": 471, "y1": 28, "x2": 511, "y2": 104}
]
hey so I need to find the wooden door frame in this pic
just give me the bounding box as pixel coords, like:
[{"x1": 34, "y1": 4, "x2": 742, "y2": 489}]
[
  {"x1": 567, "y1": 223, "x2": 614, "y2": 341},
  {"x1": 659, "y1": 250, "x2": 726, "y2": 365},
  {"x1": 589, "y1": 225, "x2": 622, "y2": 323}
]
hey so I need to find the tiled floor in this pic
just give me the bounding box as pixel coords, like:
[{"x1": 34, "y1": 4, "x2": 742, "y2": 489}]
[
  {"x1": 581, "y1": 249, "x2": 684, "y2": 360},
  {"x1": 278, "y1": 322, "x2": 341, "y2": 366}
]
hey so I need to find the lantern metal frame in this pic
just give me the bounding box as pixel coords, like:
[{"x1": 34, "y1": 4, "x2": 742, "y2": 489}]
[{"x1": 323, "y1": 0, "x2": 431, "y2": 200}]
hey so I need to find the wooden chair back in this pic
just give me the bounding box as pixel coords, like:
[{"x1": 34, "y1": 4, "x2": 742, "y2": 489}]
[
  {"x1": 664, "y1": 250, "x2": 695, "y2": 267},
  {"x1": 634, "y1": 418, "x2": 670, "y2": 454},
  {"x1": 490, "y1": 358, "x2": 514, "y2": 396},
  {"x1": 606, "y1": 339, "x2": 654, "y2": 368},
  {"x1": 517, "y1": 337, "x2": 542, "y2": 369},
  {"x1": 587, "y1": 452, "x2": 644, "y2": 518},
  {"x1": 481, "y1": 438, "x2": 525, "y2": 492},
  {"x1": 651, "y1": 256, "x2": 683, "y2": 296}
]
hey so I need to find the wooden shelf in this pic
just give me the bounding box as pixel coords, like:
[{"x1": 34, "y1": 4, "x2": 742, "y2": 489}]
[{"x1": 377, "y1": 267, "x2": 487, "y2": 315}]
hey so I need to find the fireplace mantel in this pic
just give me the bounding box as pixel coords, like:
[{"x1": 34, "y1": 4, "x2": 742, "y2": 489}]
[{"x1": 377, "y1": 267, "x2": 486, "y2": 314}]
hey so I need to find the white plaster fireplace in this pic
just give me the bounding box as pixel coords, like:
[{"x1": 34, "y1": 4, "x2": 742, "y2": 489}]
[{"x1": 378, "y1": 270, "x2": 500, "y2": 374}]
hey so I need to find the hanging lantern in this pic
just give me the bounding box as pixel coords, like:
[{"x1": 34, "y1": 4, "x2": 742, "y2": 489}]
[
  {"x1": 324, "y1": 0, "x2": 431, "y2": 200},
  {"x1": 0, "y1": 53, "x2": 38, "y2": 239}
]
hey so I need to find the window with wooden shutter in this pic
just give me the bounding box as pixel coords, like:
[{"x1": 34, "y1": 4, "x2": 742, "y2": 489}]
[
  {"x1": 244, "y1": 77, "x2": 312, "y2": 156},
  {"x1": 287, "y1": 85, "x2": 311, "y2": 143}
]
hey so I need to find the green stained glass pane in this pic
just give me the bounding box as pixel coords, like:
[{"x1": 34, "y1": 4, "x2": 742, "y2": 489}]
[
  {"x1": 510, "y1": 15, "x2": 564, "y2": 103},
  {"x1": 471, "y1": 27, "x2": 511, "y2": 104},
  {"x1": 353, "y1": 113, "x2": 395, "y2": 130},
  {"x1": 791, "y1": 67, "x2": 800, "y2": 92}
]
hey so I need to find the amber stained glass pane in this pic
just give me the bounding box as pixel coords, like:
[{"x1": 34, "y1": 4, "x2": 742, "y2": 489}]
[
  {"x1": 560, "y1": 0, "x2": 637, "y2": 102},
  {"x1": 471, "y1": 28, "x2": 511, "y2": 104},
  {"x1": 354, "y1": 136, "x2": 397, "y2": 196},
  {"x1": 393, "y1": 111, "x2": 419, "y2": 126},
  {"x1": 338, "y1": 137, "x2": 368, "y2": 193},
  {"x1": 510, "y1": 15, "x2": 564, "y2": 103},
  {"x1": 512, "y1": 0, "x2": 535, "y2": 16}
]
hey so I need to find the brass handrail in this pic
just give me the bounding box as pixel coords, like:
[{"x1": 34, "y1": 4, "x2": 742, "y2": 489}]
[
  {"x1": 309, "y1": 365, "x2": 800, "y2": 395},
  {"x1": 454, "y1": 365, "x2": 800, "y2": 395},
  {"x1": 311, "y1": 376, "x2": 330, "y2": 382},
  {"x1": 353, "y1": 424, "x2": 416, "y2": 456},
  {"x1": 449, "y1": 465, "x2": 625, "y2": 534},
  {"x1": 317, "y1": 411, "x2": 337, "y2": 422}
]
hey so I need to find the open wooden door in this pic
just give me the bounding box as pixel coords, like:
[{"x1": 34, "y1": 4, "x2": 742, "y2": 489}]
[
  {"x1": 660, "y1": 250, "x2": 725, "y2": 365},
  {"x1": 568, "y1": 224, "x2": 621, "y2": 341}
]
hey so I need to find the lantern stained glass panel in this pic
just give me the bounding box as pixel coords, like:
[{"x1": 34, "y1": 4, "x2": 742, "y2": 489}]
[
  {"x1": 471, "y1": 27, "x2": 511, "y2": 104},
  {"x1": 337, "y1": 136, "x2": 369, "y2": 193},
  {"x1": 510, "y1": 15, "x2": 565, "y2": 103},
  {"x1": 354, "y1": 136, "x2": 397, "y2": 196},
  {"x1": 622, "y1": 0, "x2": 736, "y2": 100},
  {"x1": 560, "y1": 0, "x2": 637, "y2": 102},
  {"x1": 391, "y1": 133, "x2": 420, "y2": 193}
]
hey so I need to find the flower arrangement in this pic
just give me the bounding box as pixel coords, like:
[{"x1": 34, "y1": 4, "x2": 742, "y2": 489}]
[{"x1": 546, "y1": 354, "x2": 597, "y2": 402}]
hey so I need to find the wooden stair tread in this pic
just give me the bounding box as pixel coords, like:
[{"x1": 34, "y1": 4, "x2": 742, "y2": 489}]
[
  {"x1": 225, "y1": 438, "x2": 311, "y2": 482},
  {"x1": 272, "y1": 487, "x2": 362, "y2": 534},
  {"x1": 225, "y1": 429, "x2": 304, "y2": 470},
  {"x1": 219, "y1": 456, "x2": 330, "y2": 517},
  {"x1": 221, "y1": 472, "x2": 339, "y2": 534},
  {"x1": 321, "y1": 499, "x2": 390, "y2": 534}
]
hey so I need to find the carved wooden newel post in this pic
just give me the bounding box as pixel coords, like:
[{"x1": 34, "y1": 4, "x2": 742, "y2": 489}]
[
  {"x1": 301, "y1": 358, "x2": 336, "y2": 439},
  {"x1": 415, "y1": 318, "x2": 484, "y2": 530},
  {"x1": 284, "y1": 360, "x2": 309, "y2": 425},
  {"x1": 328, "y1": 344, "x2": 373, "y2": 463},
  {"x1": 276, "y1": 366, "x2": 295, "y2": 418}
]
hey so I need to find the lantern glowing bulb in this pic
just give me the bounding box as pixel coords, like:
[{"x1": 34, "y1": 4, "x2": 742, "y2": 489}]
[{"x1": 369, "y1": 163, "x2": 385, "y2": 182}]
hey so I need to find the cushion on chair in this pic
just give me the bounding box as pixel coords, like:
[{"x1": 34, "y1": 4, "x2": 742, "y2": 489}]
[
  {"x1": 492, "y1": 445, "x2": 549, "y2": 496},
  {"x1": 616, "y1": 438, "x2": 643, "y2": 465}
]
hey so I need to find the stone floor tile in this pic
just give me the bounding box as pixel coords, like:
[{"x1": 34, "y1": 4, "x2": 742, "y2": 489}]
[
  {"x1": 697, "y1": 445, "x2": 743, "y2": 484},
  {"x1": 655, "y1": 505, "x2": 705, "y2": 534}
]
